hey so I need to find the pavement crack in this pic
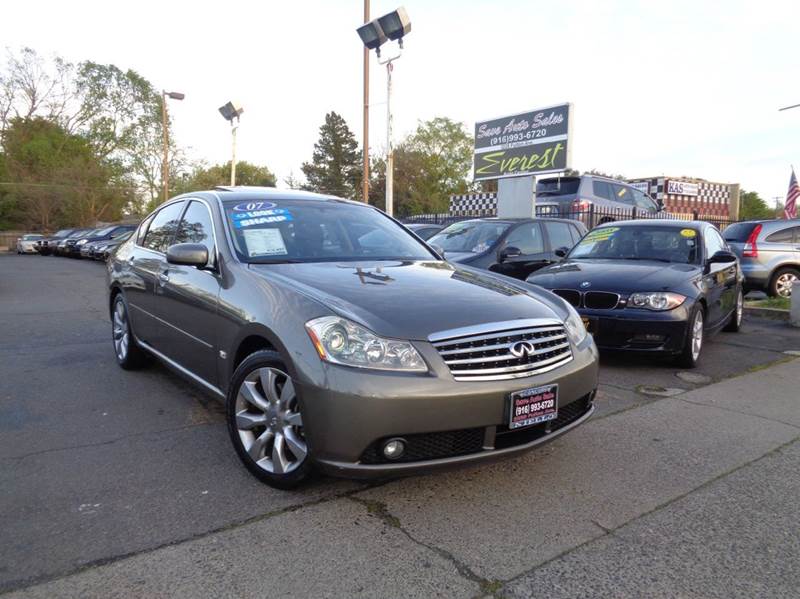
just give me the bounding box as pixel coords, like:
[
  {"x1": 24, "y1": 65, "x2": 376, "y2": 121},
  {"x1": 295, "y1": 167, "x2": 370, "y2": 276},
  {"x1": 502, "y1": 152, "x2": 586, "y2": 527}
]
[
  {"x1": 2, "y1": 423, "x2": 216, "y2": 463},
  {"x1": 348, "y1": 496, "x2": 503, "y2": 597}
]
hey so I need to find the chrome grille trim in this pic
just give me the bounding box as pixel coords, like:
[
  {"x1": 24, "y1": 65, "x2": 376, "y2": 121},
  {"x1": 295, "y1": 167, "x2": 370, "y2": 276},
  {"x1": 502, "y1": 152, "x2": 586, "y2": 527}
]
[{"x1": 429, "y1": 320, "x2": 573, "y2": 382}]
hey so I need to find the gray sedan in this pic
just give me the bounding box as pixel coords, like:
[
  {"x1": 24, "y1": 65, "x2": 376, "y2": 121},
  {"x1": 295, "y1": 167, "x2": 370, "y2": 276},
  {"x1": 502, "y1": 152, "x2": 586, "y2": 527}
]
[{"x1": 107, "y1": 188, "x2": 598, "y2": 488}]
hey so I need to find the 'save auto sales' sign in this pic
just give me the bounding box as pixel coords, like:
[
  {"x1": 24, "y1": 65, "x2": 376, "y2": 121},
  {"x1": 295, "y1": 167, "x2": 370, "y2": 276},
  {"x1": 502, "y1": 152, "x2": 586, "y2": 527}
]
[{"x1": 473, "y1": 103, "x2": 572, "y2": 181}]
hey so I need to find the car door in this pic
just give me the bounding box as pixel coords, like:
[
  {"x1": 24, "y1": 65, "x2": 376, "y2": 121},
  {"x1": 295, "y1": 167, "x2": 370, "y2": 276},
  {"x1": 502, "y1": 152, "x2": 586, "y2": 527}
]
[
  {"x1": 492, "y1": 221, "x2": 550, "y2": 280},
  {"x1": 127, "y1": 201, "x2": 185, "y2": 344},
  {"x1": 152, "y1": 199, "x2": 222, "y2": 385},
  {"x1": 702, "y1": 226, "x2": 736, "y2": 327}
]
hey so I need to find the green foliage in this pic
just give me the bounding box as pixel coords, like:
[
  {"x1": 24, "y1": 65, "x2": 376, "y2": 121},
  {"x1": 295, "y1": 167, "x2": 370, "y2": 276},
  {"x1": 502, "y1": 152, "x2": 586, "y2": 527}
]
[
  {"x1": 168, "y1": 161, "x2": 276, "y2": 210},
  {"x1": 370, "y1": 117, "x2": 474, "y2": 215},
  {"x1": 301, "y1": 112, "x2": 361, "y2": 198},
  {"x1": 1, "y1": 117, "x2": 131, "y2": 228},
  {"x1": 738, "y1": 190, "x2": 775, "y2": 220}
]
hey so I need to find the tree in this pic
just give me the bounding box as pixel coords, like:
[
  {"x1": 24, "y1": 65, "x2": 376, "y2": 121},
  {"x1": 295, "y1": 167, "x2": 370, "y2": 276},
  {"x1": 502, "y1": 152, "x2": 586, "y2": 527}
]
[
  {"x1": 738, "y1": 190, "x2": 774, "y2": 220},
  {"x1": 301, "y1": 112, "x2": 361, "y2": 198},
  {"x1": 370, "y1": 117, "x2": 474, "y2": 215},
  {"x1": 171, "y1": 161, "x2": 276, "y2": 202},
  {"x1": 2, "y1": 117, "x2": 129, "y2": 228}
]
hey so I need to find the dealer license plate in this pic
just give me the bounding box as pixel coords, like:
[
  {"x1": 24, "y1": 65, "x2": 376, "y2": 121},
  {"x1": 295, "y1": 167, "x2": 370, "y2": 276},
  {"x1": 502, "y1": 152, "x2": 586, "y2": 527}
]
[{"x1": 508, "y1": 384, "x2": 559, "y2": 430}]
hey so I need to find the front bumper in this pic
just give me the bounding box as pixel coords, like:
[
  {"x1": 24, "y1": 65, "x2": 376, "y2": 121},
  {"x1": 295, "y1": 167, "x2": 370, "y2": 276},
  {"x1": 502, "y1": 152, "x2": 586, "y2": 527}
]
[
  {"x1": 298, "y1": 336, "x2": 599, "y2": 478},
  {"x1": 580, "y1": 304, "x2": 691, "y2": 354}
]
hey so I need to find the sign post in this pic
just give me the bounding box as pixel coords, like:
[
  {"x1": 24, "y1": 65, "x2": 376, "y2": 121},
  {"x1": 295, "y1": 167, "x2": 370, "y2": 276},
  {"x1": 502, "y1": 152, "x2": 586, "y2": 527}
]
[{"x1": 473, "y1": 103, "x2": 573, "y2": 217}]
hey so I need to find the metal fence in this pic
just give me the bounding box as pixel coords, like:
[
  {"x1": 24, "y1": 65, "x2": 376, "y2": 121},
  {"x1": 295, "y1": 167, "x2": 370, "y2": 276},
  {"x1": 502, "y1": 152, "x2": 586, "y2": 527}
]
[{"x1": 402, "y1": 206, "x2": 739, "y2": 231}]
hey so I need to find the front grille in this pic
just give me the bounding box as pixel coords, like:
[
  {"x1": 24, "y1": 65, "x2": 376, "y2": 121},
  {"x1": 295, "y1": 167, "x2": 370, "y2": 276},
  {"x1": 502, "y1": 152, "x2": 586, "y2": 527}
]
[
  {"x1": 584, "y1": 291, "x2": 620, "y2": 310},
  {"x1": 494, "y1": 394, "x2": 592, "y2": 449},
  {"x1": 553, "y1": 289, "x2": 581, "y2": 307},
  {"x1": 360, "y1": 428, "x2": 484, "y2": 464},
  {"x1": 431, "y1": 321, "x2": 573, "y2": 382}
]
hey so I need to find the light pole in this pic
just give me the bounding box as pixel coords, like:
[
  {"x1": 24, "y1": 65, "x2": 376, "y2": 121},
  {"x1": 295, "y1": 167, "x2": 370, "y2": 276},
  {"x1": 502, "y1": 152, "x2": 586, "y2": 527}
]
[
  {"x1": 161, "y1": 90, "x2": 185, "y2": 202},
  {"x1": 362, "y1": 0, "x2": 370, "y2": 203},
  {"x1": 218, "y1": 101, "x2": 244, "y2": 186},
  {"x1": 357, "y1": 7, "x2": 411, "y2": 216}
]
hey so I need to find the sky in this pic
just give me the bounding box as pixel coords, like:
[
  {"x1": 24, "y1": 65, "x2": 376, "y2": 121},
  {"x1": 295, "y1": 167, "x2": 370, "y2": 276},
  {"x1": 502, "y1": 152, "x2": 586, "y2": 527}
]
[{"x1": 4, "y1": 0, "x2": 800, "y2": 203}]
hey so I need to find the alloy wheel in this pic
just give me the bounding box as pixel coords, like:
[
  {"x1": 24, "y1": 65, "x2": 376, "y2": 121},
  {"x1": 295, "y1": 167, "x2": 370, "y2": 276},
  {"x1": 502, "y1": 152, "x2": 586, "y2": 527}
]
[
  {"x1": 691, "y1": 310, "x2": 704, "y2": 362},
  {"x1": 234, "y1": 367, "x2": 307, "y2": 474},
  {"x1": 112, "y1": 300, "x2": 129, "y2": 361},
  {"x1": 776, "y1": 273, "x2": 798, "y2": 298},
  {"x1": 735, "y1": 290, "x2": 743, "y2": 326}
]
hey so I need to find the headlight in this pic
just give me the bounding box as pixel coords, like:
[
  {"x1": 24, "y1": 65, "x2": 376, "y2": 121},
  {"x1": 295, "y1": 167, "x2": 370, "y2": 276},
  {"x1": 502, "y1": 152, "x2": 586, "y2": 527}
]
[
  {"x1": 628, "y1": 292, "x2": 686, "y2": 311},
  {"x1": 305, "y1": 316, "x2": 427, "y2": 372},
  {"x1": 563, "y1": 304, "x2": 588, "y2": 345},
  {"x1": 76, "y1": 239, "x2": 87, "y2": 245}
]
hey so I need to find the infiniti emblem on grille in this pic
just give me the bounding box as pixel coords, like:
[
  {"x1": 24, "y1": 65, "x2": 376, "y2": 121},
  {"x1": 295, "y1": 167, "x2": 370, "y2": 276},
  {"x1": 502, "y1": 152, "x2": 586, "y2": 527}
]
[
  {"x1": 580, "y1": 281, "x2": 591, "y2": 288},
  {"x1": 509, "y1": 341, "x2": 535, "y2": 357}
]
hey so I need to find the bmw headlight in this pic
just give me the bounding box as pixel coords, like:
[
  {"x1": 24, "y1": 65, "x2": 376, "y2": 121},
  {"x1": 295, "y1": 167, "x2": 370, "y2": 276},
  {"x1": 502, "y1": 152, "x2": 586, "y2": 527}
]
[
  {"x1": 77, "y1": 239, "x2": 88, "y2": 246},
  {"x1": 305, "y1": 316, "x2": 427, "y2": 372},
  {"x1": 563, "y1": 304, "x2": 588, "y2": 345},
  {"x1": 628, "y1": 292, "x2": 686, "y2": 311}
]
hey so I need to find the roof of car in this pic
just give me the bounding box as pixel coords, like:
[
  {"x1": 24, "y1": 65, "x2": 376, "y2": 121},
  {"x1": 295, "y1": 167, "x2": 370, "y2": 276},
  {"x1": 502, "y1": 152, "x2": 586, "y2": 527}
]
[
  {"x1": 458, "y1": 217, "x2": 586, "y2": 225},
  {"x1": 204, "y1": 186, "x2": 362, "y2": 206},
  {"x1": 595, "y1": 219, "x2": 705, "y2": 229}
]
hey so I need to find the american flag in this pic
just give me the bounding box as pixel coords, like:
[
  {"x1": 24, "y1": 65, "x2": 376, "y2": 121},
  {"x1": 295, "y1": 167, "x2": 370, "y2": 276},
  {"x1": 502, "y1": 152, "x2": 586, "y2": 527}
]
[{"x1": 785, "y1": 168, "x2": 799, "y2": 219}]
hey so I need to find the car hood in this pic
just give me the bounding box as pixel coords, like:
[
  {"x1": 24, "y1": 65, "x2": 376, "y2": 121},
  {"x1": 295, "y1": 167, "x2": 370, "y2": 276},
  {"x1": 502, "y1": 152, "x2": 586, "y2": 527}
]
[
  {"x1": 528, "y1": 259, "x2": 700, "y2": 293},
  {"x1": 249, "y1": 260, "x2": 565, "y2": 340}
]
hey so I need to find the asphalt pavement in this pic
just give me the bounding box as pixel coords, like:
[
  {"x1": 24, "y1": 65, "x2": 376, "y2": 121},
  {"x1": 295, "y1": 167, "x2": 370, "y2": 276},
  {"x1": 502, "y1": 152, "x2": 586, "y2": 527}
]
[{"x1": 1, "y1": 253, "x2": 799, "y2": 598}]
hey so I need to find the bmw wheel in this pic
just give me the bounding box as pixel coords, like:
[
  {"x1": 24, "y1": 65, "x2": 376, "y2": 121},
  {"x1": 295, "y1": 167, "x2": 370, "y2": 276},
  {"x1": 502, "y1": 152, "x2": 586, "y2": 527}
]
[
  {"x1": 226, "y1": 350, "x2": 311, "y2": 489},
  {"x1": 677, "y1": 305, "x2": 704, "y2": 368}
]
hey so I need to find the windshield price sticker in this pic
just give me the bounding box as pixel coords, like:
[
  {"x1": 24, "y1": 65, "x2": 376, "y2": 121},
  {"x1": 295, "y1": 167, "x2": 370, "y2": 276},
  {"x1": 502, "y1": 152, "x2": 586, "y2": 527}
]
[
  {"x1": 680, "y1": 229, "x2": 696, "y2": 238},
  {"x1": 243, "y1": 228, "x2": 288, "y2": 256},
  {"x1": 232, "y1": 201, "x2": 276, "y2": 212},
  {"x1": 585, "y1": 227, "x2": 619, "y2": 243},
  {"x1": 232, "y1": 208, "x2": 289, "y2": 220}
]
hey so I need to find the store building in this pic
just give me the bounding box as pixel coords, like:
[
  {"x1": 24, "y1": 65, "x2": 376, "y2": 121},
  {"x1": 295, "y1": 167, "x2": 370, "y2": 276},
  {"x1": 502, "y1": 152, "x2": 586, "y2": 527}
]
[{"x1": 627, "y1": 177, "x2": 740, "y2": 219}]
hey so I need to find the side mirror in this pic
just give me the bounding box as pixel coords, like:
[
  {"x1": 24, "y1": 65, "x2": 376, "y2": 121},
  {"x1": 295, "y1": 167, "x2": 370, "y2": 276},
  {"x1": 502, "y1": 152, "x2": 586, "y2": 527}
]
[
  {"x1": 554, "y1": 246, "x2": 569, "y2": 258},
  {"x1": 498, "y1": 245, "x2": 522, "y2": 263},
  {"x1": 707, "y1": 250, "x2": 737, "y2": 266},
  {"x1": 166, "y1": 243, "x2": 209, "y2": 268},
  {"x1": 430, "y1": 244, "x2": 446, "y2": 260}
]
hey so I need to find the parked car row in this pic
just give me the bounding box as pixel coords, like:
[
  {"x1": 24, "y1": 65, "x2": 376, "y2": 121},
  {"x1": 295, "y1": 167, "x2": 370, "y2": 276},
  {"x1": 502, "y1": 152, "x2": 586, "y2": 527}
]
[{"x1": 27, "y1": 224, "x2": 137, "y2": 260}]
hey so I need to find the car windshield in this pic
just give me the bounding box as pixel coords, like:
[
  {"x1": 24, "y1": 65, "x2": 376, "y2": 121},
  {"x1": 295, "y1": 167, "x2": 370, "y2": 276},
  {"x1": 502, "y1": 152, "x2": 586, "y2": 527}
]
[
  {"x1": 224, "y1": 199, "x2": 435, "y2": 263},
  {"x1": 93, "y1": 226, "x2": 117, "y2": 236},
  {"x1": 569, "y1": 225, "x2": 700, "y2": 264},
  {"x1": 428, "y1": 221, "x2": 510, "y2": 253},
  {"x1": 70, "y1": 229, "x2": 91, "y2": 238},
  {"x1": 112, "y1": 230, "x2": 132, "y2": 240},
  {"x1": 23, "y1": 234, "x2": 43, "y2": 240}
]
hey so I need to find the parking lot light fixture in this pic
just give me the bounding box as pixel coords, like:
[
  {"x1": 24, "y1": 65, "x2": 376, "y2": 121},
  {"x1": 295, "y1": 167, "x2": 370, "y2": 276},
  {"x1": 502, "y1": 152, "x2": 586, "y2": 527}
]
[
  {"x1": 218, "y1": 101, "x2": 244, "y2": 186},
  {"x1": 356, "y1": 7, "x2": 411, "y2": 217},
  {"x1": 162, "y1": 90, "x2": 185, "y2": 203}
]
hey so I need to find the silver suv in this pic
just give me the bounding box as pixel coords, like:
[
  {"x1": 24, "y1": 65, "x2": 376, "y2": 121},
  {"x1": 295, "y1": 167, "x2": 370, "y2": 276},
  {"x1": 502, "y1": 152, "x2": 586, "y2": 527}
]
[
  {"x1": 536, "y1": 175, "x2": 662, "y2": 224},
  {"x1": 723, "y1": 220, "x2": 800, "y2": 297}
]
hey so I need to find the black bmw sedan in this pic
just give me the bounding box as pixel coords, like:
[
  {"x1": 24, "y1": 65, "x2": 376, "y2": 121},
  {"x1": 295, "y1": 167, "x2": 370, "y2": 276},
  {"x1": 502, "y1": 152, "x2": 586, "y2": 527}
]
[{"x1": 527, "y1": 220, "x2": 744, "y2": 367}]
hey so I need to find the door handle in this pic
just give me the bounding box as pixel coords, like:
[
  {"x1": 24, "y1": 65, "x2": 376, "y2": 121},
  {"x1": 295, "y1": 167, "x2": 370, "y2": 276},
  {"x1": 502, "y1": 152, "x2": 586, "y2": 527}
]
[{"x1": 158, "y1": 272, "x2": 170, "y2": 284}]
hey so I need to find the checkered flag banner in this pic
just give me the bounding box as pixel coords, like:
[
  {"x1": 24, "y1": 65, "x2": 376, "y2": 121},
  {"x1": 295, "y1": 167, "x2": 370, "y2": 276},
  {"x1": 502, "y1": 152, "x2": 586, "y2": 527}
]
[{"x1": 785, "y1": 168, "x2": 799, "y2": 220}]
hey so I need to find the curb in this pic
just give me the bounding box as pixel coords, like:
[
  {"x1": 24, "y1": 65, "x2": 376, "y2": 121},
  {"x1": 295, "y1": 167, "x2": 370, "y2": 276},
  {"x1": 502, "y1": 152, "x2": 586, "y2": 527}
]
[{"x1": 744, "y1": 305, "x2": 790, "y2": 322}]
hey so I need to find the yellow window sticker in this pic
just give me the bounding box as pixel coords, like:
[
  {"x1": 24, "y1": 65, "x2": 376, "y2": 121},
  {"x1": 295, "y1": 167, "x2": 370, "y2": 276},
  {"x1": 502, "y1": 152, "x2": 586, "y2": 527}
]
[
  {"x1": 585, "y1": 227, "x2": 619, "y2": 242},
  {"x1": 680, "y1": 229, "x2": 696, "y2": 238}
]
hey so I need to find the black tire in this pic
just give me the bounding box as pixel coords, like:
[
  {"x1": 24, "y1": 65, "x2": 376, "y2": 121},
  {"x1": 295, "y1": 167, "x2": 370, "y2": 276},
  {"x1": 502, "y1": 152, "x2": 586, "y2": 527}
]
[
  {"x1": 768, "y1": 267, "x2": 799, "y2": 299},
  {"x1": 676, "y1": 304, "x2": 705, "y2": 368},
  {"x1": 226, "y1": 350, "x2": 312, "y2": 490},
  {"x1": 111, "y1": 293, "x2": 147, "y2": 370},
  {"x1": 723, "y1": 288, "x2": 743, "y2": 332}
]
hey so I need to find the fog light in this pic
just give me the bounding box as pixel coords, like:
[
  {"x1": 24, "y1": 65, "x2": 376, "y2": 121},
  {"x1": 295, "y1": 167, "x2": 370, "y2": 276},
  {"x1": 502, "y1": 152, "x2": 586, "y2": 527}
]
[{"x1": 382, "y1": 438, "x2": 406, "y2": 460}]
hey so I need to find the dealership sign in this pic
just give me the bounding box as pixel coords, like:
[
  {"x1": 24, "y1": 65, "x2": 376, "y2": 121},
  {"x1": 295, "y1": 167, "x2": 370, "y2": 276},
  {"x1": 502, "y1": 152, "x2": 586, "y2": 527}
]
[
  {"x1": 473, "y1": 103, "x2": 572, "y2": 181},
  {"x1": 667, "y1": 180, "x2": 699, "y2": 196}
]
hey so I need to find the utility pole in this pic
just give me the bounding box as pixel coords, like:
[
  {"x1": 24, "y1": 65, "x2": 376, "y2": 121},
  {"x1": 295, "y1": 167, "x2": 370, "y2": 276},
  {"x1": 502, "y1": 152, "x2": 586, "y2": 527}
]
[
  {"x1": 231, "y1": 120, "x2": 239, "y2": 186},
  {"x1": 161, "y1": 91, "x2": 185, "y2": 203},
  {"x1": 362, "y1": 0, "x2": 370, "y2": 203}
]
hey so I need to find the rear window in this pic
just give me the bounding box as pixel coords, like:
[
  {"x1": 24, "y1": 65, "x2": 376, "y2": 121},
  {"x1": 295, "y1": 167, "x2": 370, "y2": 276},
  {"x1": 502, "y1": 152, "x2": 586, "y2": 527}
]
[
  {"x1": 722, "y1": 222, "x2": 759, "y2": 242},
  {"x1": 537, "y1": 177, "x2": 581, "y2": 196}
]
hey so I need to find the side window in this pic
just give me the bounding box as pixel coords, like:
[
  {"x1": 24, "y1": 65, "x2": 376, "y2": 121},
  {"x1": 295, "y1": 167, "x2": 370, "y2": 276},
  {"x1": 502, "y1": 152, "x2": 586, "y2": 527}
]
[
  {"x1": 544, "y1": 221, "x2": 575, "y2": 250},
  {"x1": 504, "y1": 223, "x2": 544, "y2": 255},
  {"x1": 704, "y1": 228, "x2": 726, "y2": 259},
  {"x1": 765, "y1": 227, "x2": 798, "y2": 244},
  {"x1": 175, "y1": 201, "x2": 216, "y2": 265},
  {"x1": 610, "y1": 183, "x2": 635, "y2": 205},
  {"x1": 592, "y1": 180, "x2": 613, "y2": 201},
  {"x1": 633, "y1": 190, "x2": 657, "y2": 212},
  {"x1": 142, "y1": 201, "x2": 185, "y2": 253},
  {"x1": 137, "y1": 214, "x2": 155, "y2": 246}
]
